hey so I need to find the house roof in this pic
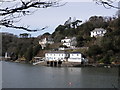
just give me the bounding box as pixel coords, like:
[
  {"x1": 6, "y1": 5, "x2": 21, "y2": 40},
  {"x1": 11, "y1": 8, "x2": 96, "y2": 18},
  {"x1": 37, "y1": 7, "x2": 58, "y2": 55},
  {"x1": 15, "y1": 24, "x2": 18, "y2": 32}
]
[
  {"x1": 69, "y1": 52, "x2": 81, "y2": 54},
  {"x1": 62, "y1": 37, "x2": 76, "y2": 40},
  {"x1": 92, "y1": 28, "x2": 106, "y2": 32},
  {"x1": 45, "y1": 51, "x2": 83, "y2": 55}
]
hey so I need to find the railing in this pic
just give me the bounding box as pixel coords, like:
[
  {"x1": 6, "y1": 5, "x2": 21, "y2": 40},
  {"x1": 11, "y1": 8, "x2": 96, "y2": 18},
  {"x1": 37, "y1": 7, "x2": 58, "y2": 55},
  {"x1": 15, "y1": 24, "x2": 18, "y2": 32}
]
[{"x1": 33, "y1": 60, "x2": 44, "y2": 65}]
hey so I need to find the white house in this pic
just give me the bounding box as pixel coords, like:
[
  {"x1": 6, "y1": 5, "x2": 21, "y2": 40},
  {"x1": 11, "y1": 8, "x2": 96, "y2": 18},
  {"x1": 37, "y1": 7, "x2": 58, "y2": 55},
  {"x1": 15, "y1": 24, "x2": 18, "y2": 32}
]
[
  {"x1": 45, "y1": 51, "x2": 88, "y2": 63},
  {"x1": 68, "y1": 52, "x2": 85, "y2": 63},
  {"x1": 90, "y1": 28, "x2": 107, "y2": 37},
  {"x1": 61, "y1": 37, "x2": 77, "y2": 48},
  {"x1": 45, "y1": 51, "x2": 68, "y2": 61},
  {"x1": 58, "y1": 47, "x2": 66, "y2": 51},
  {"x1": 39, "y1": 37, "x2": 54, "y2": 49}
]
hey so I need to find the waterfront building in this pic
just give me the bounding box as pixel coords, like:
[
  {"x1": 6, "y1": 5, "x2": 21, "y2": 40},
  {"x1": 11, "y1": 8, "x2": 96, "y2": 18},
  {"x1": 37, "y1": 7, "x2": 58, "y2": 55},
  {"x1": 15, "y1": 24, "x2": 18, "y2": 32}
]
[
  {"x1": 68, "y1": 52, "x2": 85, "y2": 63},
  {"x1": 45, "y1": 51, "x2": 68, "y2": 61},
  {"x1": 90, "y1": 28, "x2": 107, "y2": 37},
  {"x1": 45, "y1": 51, "x2": 87, "y2": 63}
]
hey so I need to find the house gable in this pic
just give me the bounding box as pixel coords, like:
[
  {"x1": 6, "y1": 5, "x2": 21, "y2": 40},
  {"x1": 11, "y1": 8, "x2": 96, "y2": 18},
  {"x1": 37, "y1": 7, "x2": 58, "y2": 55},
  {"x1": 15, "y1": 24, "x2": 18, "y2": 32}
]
[{"x1": 90, "y1": 28, "x2": 107, "y2": 37}]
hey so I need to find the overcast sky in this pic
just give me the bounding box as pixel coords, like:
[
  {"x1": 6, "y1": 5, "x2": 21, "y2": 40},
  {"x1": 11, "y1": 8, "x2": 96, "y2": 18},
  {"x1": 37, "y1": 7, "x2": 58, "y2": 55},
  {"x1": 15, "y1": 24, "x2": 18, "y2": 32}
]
[{"x1": 0, "y1": 0, "x2": 118, "y2": 37}]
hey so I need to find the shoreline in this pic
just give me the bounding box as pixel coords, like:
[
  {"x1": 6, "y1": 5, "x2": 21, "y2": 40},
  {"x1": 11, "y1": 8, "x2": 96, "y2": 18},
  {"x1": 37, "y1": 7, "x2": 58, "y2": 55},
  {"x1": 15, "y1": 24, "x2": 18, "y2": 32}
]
[{"x1": 2, "y1": 60, "x2": 120, "y2": 68}]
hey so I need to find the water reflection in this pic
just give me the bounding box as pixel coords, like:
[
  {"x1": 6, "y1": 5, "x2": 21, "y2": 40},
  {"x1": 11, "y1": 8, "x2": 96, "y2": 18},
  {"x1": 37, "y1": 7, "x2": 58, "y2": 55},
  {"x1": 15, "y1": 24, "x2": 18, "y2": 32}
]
[{"x1": 2, "y1": 61, "x2": 119, "y2": 88}]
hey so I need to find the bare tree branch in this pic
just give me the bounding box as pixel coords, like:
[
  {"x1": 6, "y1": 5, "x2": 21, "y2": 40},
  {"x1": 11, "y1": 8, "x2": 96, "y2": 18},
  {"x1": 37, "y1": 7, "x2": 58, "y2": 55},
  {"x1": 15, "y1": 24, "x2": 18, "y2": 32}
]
[
  {"x1": 0, "y1": 0, "x2": 16, "y2": 2},
  {"x1": 1, "y1": 22, "x2": 48, "y2": 32},
  {"x1": 0, "y1": 0, "x2": 65, "y2": 32},
  {"x1": 94, "y1": 0, "x2": 120, "y2": 9}
]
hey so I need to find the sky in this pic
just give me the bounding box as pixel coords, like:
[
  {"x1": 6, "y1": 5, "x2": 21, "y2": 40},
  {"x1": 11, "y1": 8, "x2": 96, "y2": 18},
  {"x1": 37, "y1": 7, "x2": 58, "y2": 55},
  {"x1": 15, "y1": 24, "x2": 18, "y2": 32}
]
[{"x1": 0, "y1": 0, "x2": 118, "y2": 37}]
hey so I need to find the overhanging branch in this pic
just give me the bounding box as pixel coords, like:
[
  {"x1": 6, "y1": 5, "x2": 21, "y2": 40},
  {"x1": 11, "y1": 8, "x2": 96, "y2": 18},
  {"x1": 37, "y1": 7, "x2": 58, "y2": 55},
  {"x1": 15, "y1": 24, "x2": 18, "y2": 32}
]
[
  {"x1": 0, "y1": 0, "x2": 64, "y2": 31},
  {"x1": 94, "y1": 0, "x2": 120, "y2": 9},
  {"x1": 0, "y1": 21, "x2": 48, "y2": 32}
]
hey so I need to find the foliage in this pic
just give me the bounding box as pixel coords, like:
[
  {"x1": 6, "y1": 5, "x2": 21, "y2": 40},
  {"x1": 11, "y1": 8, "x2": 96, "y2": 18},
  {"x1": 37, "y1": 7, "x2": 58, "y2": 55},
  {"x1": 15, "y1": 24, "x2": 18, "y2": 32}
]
[
  {"x1": 42, "y1": 32, "x2": 51, "y2": 36},
  {"x1": 2, "y1": 16, "x2": 120, "y2": 64},
  {"x1": 87, "y1": 45, "x2": 102, "y2": 57},
  {"x1": 52, "y1": 16, "x2": 120, "y2": 63},
  {"x1": 76, "y1": 36, "x2": 85, "y2": 47},
  {"x1": 33, "y1": 45, "x2": 42, "y2": 56},
  {"x1": 24, "y1": 46, "x2": 33, "y2": 62},
  {"x1": 2, "y1": 33, "x2": 41, "y2": 62},
  {"x1": 88, "y1": 17, "x2": 120, "y2": 63}
]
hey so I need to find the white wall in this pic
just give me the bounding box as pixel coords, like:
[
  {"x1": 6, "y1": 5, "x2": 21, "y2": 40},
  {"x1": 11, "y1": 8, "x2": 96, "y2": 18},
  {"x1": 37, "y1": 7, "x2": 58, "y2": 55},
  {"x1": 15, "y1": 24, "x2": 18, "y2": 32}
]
[
  {"x1": 91, "y1": 31, "x2": 96, "y2": 37},
  {"x1": 63, "y1": 43, "x2": 71, "y2": 47},
  {"x1": 69, "y1": 53, "x2": 82, "y2": 58},
  {"x1": 68, "y1": 58, "x2": 82, "y2": 62},
  {"x1": 91, "y1": 30, "x2": 106, "y2": 37},
  {"x1": 61, "y1": 38, "x2": 71, "y2": 47},
  {"x1": 61, "y1": 38, "x2": 71, "y2": 43},
  {"x1": 61, "y1": 37, "x2": 77, "y2": 47},
  {"x1": 68, "y1": 53, "x2": 82, "y2": 62},
  {"x1": 45, "y1": 53, "x2": 68, "y2": 61},
  {"x1": 45, "y1": 52, "x2": 86, "y2": 63}
]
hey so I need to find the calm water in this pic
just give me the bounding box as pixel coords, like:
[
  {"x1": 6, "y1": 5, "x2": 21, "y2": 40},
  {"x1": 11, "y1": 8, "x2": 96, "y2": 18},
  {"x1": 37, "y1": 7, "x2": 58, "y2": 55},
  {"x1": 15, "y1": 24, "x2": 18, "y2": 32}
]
[{"x1": 2, "y1": 61, "x2": 119, "y2": 88}]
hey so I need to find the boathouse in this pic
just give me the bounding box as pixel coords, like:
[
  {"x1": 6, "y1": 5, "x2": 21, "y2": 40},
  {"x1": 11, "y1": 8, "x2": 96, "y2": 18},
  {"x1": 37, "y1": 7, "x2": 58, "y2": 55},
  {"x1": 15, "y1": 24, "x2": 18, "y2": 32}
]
[
  {"x1": 45, "y1": 51, "x2": 87, "y2": 63},
  {"x1": 45, "y1": 51, "x2": 68, "y2": 61},
  {"x1": 68, "y1": 52, "x2": 85, "y2": 63}
]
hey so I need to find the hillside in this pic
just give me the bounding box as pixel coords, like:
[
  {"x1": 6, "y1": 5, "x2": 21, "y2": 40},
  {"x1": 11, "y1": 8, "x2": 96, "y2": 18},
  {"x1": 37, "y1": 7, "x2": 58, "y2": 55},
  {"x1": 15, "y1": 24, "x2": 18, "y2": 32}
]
[
  {"x1": 51, "y1": 16, "x2": 120, "y2": 64},
  {"x1": 2, "y1": 33, "x2": 42, "y2": 62},
  {"x1": 2, "y1": 16, "x2": 120, "y2": 64}
]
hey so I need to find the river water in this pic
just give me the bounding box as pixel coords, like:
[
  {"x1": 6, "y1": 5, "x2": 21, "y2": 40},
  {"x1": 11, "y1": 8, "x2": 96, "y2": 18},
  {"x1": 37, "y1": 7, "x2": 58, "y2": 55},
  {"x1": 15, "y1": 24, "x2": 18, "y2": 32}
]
[{"x1": 1, "y1": 61, "x2": 119, "y2": 88}]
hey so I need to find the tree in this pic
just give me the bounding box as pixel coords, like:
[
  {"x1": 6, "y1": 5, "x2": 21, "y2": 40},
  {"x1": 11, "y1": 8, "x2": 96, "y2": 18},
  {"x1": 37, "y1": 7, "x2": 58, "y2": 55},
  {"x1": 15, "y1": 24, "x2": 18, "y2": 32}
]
[
  {"x1": 19, "y1": 33, "x2": 31, "y2": 38},
  {"x1": 87, "y1": 45, "x2": 102, "y2": 57},
  {"x1": 24, "y1": 46, "x2": 33, "y2": 62},
  {"x1": 76, "y1": 36, "x2": 84, "y2": 47},
  {"x1": 33, "y1": 45, "x2": 41, "y2": 56},
  {"x1": 102, "y1": 54, "x2": 111, "y2": 64},
  {"x1": 94, "y1": 0, "x2": 120, "y2": 9},
  {"x1": 42, "y1": 32, "x2": 51, "y2": 36},
  {"x1": 71, "y1": 20, "x2": 82, "y2": 29},
  {"x1": 87, "y1": 45, "x2": 103, "y2": 62},
  {"x1": 101, "y1": 37, "x2": 114, "y2": 52},
  {"x1": 0, "y1": 0, "x2": 64, "y2": 31}
]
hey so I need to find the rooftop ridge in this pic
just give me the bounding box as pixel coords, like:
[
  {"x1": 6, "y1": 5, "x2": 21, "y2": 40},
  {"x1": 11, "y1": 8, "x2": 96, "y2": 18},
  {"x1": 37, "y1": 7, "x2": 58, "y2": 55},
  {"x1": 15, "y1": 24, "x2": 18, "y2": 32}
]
[{"x1": 92, "y1": 28, "x2": 106, "y2": 32}]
